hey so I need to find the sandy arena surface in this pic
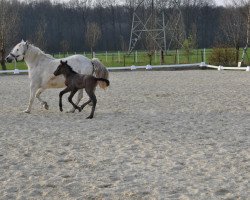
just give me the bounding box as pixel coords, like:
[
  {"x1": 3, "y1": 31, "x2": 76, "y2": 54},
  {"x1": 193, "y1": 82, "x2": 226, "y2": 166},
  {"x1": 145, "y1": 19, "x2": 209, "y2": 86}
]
[{"x1": 0, "y1": 70, "x2": 249, "y2": 200}]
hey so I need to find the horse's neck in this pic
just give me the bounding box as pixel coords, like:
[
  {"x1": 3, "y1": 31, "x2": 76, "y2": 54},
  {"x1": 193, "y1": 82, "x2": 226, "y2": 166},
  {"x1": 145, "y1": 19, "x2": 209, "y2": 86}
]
[{"x1": 24, "y1": 46, "x2": 54, "y2": 69}]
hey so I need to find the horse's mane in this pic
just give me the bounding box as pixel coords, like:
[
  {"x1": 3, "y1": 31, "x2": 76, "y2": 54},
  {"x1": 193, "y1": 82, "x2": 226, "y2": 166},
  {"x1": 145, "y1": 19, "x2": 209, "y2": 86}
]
[{"x1": 28, "y1": 44, "x2": 54, "y2": 59}]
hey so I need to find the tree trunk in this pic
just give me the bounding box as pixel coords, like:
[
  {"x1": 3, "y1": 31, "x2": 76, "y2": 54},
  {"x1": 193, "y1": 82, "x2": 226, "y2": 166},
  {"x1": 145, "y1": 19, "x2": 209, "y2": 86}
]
[
  {"x1": 0, "y1": 49, "x2": 6, "y2": 70},
  {"x1": 160, "y1": 50, "x2": 164, "y2": 65},
  {"x1": 149, "y1": 54, "x2": 152, "y2": 65}
]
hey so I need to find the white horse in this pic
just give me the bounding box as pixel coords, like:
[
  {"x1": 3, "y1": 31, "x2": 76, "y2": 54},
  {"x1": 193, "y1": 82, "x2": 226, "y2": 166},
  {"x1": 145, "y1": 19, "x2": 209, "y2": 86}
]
[{"x1": 6, "y1": 40, "x2": 109, "y2": 113}]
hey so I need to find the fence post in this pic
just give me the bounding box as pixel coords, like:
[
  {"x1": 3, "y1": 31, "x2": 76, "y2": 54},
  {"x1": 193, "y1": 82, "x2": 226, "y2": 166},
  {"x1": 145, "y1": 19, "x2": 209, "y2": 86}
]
[
  {"x1": 135, "y1": 51, "x2": 138, "y2": 63},
  {"x1": 106, "y1": 51, "x2": 108, "y2": 62},
  {"x1": 160, "y1": 50, "x2": 164, "y2": 64},
  {"x1": 177, "y1": 49, "x2": 179, "y2": 64},
  {"x1": 118, "y1": 51, "x2": 120, "y2": 62},
  {"x1": 203, "y1": 48, "x2": 206, "y2": 63},
  {"x1": 154, "y1": 50, "x2": 157, "y2": 63},
  {"x1": 196, "y1": 49, "x2": 198, "y2": 62},
  {"x1": 134, "y1": 51, "x2": 136, "y2": 64}
]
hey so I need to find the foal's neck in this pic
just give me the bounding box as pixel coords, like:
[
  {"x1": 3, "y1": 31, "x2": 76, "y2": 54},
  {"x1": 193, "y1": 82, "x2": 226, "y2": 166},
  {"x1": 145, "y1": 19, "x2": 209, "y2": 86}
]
[{"x1": 63, "y1": 70, "x2": 78, "y2": 80}]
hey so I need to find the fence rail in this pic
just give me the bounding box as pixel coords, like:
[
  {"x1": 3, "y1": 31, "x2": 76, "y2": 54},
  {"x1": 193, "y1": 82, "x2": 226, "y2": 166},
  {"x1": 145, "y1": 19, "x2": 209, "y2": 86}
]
[{"x1": 1, "y1": 62, "x2": 250, "y2": 75}]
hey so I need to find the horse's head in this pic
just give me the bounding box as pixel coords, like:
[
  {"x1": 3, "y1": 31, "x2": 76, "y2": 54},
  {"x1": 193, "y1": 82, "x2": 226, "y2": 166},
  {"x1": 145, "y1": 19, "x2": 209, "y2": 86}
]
[
  {"x1": 54, "y1": 60, "x2": 68, "y2": 76},
  {"x1": 6, "y1": 40, "x2": 29, "y2": 63}
]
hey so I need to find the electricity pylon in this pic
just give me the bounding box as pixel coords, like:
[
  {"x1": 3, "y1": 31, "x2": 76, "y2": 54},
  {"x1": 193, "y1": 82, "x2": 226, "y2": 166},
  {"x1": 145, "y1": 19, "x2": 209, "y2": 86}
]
[
  {"x1": 128, "y1": 0, "x2": 166, "y2": 53},
  {"x1": 128, "y1": 0, "x2": 184, "y2": 54}
]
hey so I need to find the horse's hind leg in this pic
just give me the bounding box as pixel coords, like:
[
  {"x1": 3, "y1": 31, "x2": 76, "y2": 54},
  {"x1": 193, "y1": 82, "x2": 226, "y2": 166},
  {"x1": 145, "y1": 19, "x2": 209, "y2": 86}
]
[
  {"x1": 35, "y1": 88, "x2": 49, "y2": 110},
  {"x1": 67, "y1": 89, "x2": 83, "y2": 113}
]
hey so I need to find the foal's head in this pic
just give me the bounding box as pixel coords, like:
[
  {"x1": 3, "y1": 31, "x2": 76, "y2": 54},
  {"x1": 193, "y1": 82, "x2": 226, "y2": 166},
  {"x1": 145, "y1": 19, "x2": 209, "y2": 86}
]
[{"x1": 54, "y1": 60, "x2": 76, "y2": 76}]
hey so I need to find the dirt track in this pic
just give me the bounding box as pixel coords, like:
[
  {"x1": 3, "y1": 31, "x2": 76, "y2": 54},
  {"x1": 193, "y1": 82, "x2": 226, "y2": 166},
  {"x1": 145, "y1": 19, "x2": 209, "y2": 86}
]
[{"x1": 0, "y1": 70, "x2": 249, "y2": 199}]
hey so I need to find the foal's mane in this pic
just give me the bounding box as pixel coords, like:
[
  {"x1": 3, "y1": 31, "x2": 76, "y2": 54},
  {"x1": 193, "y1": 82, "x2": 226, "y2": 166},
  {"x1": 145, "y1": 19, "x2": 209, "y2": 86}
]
[{"x1": 64, "y1": 63, "x2": 78, "y2": 74}]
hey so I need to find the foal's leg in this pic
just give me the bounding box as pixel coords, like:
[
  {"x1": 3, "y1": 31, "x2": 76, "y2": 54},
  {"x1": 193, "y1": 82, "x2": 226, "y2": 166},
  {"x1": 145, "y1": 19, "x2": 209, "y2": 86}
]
[
  {"x1": 68, "y1": 89, "x2": 81, "y2": 112},
  {"x1": 35, "y1": 88, "x2": 49, "y2": 110},
  {"x1": 80, "y1": 99, "x2": 92, "y2": 111},
  {"x1": 59, "y1": 87, "x2": 71, "y2": 112},
  {"x1": 85, "y1": 89, "x2": 97, "y2": 119},
  {"x1": 88, "y1": 88, "x2": 95, "y2": 106},
  {"x1": 67, "y1": 89, "x2": 83, "y2": 113}
]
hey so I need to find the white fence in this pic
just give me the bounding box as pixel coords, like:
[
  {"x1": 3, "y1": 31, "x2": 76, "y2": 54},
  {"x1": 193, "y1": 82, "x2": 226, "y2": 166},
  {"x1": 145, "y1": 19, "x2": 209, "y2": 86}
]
[
  {"x1": 0, "y1": 62, "x2": 250, "y2": 75},
  {"x1": 206, "y1": 64, "x2": 250, "y2": 71}
]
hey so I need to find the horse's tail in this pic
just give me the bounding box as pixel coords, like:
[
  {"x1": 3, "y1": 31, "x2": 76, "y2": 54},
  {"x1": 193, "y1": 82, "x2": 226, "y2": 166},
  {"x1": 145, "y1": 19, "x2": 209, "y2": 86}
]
[
  {"x1": 95, "y1": 78, "x2": 110, "y2": 87},
  {"x1": 91, "y1": 58, "x2": 109, "y2": 89}
]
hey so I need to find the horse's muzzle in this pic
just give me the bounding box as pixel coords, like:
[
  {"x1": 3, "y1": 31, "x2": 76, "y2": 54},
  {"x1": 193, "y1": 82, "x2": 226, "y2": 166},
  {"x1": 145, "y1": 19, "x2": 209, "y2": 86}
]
[{"x1": 5, "y1": 55, "x2": 14, "y2": 63}]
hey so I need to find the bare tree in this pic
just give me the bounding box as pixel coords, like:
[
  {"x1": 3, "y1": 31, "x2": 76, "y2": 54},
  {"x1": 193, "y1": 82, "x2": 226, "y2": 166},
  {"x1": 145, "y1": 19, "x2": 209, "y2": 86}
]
[
  {"x1": 85, "y1": 22, "x2": 101, "y2": 57},
  {"x1": 144, "y1": 34, "x2": 157, "y2": 65},
  {"x1": 69, "y1": 0, "x2": 92, "y2": 27},
  {"x1": 219, "y1": 7, "x2": 244, "y2": 64},
  {"x1": 0, "y1": 0, "x2": 19, "y2": 70},
  {"x1": 220, "y1": 0, "x2": 249, "y2": 65},
  {"x1": 34, "y1": 17, "x2": 48, "y2": 50},
  {"x1": 60, "y1": 40, "x2": 70, "y2": 56},
  {"x1": 240, "y1": 1, "x2": 250, "y2": 65}
]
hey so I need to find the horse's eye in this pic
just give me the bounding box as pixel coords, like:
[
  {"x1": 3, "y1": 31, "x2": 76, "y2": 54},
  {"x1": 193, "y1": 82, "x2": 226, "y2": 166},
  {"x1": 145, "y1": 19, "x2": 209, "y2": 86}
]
[{"x1": 17, "y1": 49, "x2": 19, "y2": 51}]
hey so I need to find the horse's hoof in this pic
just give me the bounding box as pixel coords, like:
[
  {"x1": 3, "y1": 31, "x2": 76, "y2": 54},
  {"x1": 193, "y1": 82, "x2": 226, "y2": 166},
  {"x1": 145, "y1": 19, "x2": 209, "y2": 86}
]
[
  {"x1": 23, "y1": 109, "x2": 30, "y2": 114},
  {"x1": 60, "y1": 108, "x2": 63, "y2": 112},
  {"x1": 66, "y1": 110, "x2": 75, "y2": 113},
  {"x1": 43, "y1": 103, "x2": 49, "y2": 110},
  {"x1": 86, "y1": 116, "x2": 93, "y2": 119},
  {"x1": 66, "y1": 109, "x2": 75, "y2": 113}
]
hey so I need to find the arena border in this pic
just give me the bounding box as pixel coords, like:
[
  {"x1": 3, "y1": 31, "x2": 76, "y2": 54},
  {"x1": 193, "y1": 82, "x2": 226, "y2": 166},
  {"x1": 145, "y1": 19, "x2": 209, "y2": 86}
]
[{"x1": 0, "y1": 62, "x2": 250, "y2": 74}]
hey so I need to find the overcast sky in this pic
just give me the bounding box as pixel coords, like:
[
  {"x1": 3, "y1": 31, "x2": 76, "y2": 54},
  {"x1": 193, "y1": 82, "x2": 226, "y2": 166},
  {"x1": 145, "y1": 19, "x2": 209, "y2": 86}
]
[{"x1": 215, "y1": 0, "x2": 225, "y2": 6}]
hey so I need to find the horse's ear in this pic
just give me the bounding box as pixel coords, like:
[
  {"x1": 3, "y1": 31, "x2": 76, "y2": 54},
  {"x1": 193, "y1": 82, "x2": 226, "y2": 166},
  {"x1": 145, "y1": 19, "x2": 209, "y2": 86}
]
[
  {"x1": 65, "y1": 60, "x2": 67, "y2": 64},
  {"x1": 25, "y1": 41, "x2": 29, "y2": 48},
  {"x1": 60, "y1": 60, "x2": 63, "y2": 64},
  {"x1": 21, "y1": 39, "x2": 25, "y2": 43}
]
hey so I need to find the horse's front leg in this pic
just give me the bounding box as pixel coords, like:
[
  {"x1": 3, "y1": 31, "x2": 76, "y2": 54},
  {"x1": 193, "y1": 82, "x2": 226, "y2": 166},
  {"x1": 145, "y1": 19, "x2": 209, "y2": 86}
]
[
  {"x1": 24, "y1": 83, "x2": 39, "y2": 113},
  {"x1": 35, "y1": 88, "x2": 49, "y2": 110},
  {"x1": 67, "y1": 89, "x2": 83, "y2": 113},
  {"x1": 59, "y1": 87, "x2": 71, "y2": 112}
]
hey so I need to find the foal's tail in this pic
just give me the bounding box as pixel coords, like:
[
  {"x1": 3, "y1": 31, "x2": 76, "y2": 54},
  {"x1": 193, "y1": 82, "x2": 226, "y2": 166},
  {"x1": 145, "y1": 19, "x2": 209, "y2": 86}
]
[
  {"x1": 91, "y1": 58, "x2": 109, "y2": 89},
  {"x1": 95, "y1": 78, "x2": 110, "y2": 87}
]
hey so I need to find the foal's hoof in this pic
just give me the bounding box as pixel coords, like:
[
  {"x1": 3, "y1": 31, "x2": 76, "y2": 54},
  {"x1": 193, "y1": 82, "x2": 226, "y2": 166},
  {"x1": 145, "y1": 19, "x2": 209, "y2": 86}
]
[
  {"x1": 86, "y1": 116, "x2": 93, "y2": 119},
  {"x1": 60, "y1": 108, "x2": 63, "y2": 112}
]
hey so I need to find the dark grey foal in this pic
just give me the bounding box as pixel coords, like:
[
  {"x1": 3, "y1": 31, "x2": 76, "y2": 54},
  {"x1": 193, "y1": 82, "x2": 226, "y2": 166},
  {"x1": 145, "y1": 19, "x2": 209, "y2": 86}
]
[{"x1": 54, "y1": 60, "x2": 109, "y2": 119}]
